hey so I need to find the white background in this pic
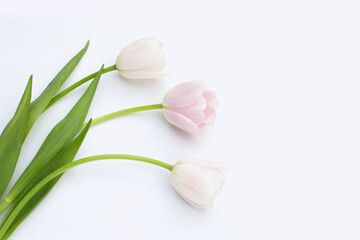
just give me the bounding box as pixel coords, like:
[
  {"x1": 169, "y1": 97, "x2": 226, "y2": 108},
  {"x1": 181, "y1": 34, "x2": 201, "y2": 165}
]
[{"x1": 1, "y1": 0, "x2": 360, "y2": 239}]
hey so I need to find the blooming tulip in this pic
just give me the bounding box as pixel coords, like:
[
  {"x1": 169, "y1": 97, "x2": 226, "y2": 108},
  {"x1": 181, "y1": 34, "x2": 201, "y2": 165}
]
[
  {"x1": 170, "y1": 158, "x2": 226, "y2": 208},
  {"x1": 116, "y1": 38, "x2": 167, "y2": 80},
  {"x1": 162, "y1": 81, "x2": 219, "y2": 136}
]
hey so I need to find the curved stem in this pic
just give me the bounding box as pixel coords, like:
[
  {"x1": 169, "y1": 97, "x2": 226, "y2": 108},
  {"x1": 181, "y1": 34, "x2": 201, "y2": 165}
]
[
  {"x1": 81, "y1": 104, "x2": 163, "y2": 131},
  {"x1": 0, "y1": 154, "x2": 173, "y2": 238},
  {"x1": 45, "y1": 65, "x2": 117, "y2": 110}
]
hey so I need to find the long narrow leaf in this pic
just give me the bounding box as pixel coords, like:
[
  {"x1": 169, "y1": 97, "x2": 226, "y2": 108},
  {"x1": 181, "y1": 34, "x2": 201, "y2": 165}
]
[
  {"x1": 25, "y1": 41, "x2": 89, "y2": 137},
  {"x1": 0, "y1": 120, "x2": 92, "y2": 239},
  {"x1": 0, "y1": 76, "x2": 32, "y2": 199},
  {"x1": 0, "y1": 65, "x2": 104, "y2": 211},
  {"x1": 0, "y1": 41, "x2": 88, "y2": 200}
]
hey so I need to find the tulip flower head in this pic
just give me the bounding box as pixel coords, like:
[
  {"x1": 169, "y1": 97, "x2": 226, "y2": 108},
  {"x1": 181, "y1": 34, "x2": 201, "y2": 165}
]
[
  {"x1": 116, "y1": 38, "x2": 167, "y2": 80},
  {"x1": 162, "y1": 81, "x2": 219, "y2": 136},
  {"x1": 170, "y1": 158, "x2": 226, "y2": 209}
]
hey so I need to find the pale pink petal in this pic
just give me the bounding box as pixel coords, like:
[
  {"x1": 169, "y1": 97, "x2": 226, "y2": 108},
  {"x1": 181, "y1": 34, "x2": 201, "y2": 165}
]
[
  {"x1": 170, "y1": 158, "x2": 227, "y2": 208},
  {"x1": 162, "y1": 109, "x2": 201, "y2": 136},
  {"x1": 119, "y1": 70, "x2": 168, "y2": 80},
  {"x1": 116, "y1": 38, "x2": 164, "y2": 70},
  {"x1": 203, "y1": 90, "x2": 219, "y2": 110},
  {"x1": 163, "y1": 81, "x2": 206, "y2": 108},
  {"x1": 174, "y1": 97, "x2": 207, "y2": 124},
  {"x1": 141, "y1": 52, "x2": 167, "y2": 72},
  {"x1": 178, "y1": 158, "x2": 228, "y2": 171},
  {"x1": 177, "y1": 191, "x2": 212, "y2": 208},
  {"x1": 162, "y1": 82, "x2": 218, "y2": 136},
  {"x1": 202, "y1": 168, "x2": 226, "y2": 194},
  {"x1": 171, "y1": 164, "x2": 217, "y2": 208},
  {"x1": 202, "y1": 105, "x2": 216, "y2": 125}
]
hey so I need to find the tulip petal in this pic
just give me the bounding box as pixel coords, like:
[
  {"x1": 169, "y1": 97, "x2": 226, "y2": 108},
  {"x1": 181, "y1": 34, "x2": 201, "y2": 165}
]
[
  {"x1": 177, "y1": 191, "x2": 208, "y2": 209},
  {"x1": 162, "y1": 109, "x2": 201, "y2": 136},
  {"x1": 203, "y1": 90, "x2": 219, "y2": 110},
  {"x1": 199, "y1": 105, "x2": 216, "y2": 128},
  {"x1": 171, "y1": 164, "x2": 217, "y2": 208},
  {"x1": 178, "y1": 158, "x2": 228, "y2": 171},
  {"x1": 202, "y1": 168, "x2": 226, "y2": 194},
  {"x1": 116, "y1": 38, "x2": 164, "y2": 71},
  {"x1": 163, "y1": 81, "x2": 206, "y2": 108},
  {"x1": 142, "y1": 52, "x2": 167, "y2": 72},
  {"x1": 175, "y1": 98, "x2": 207, "y2": 124},
  {"x1": 171, "y1": 158, "x2": 226, "y2": 208}
]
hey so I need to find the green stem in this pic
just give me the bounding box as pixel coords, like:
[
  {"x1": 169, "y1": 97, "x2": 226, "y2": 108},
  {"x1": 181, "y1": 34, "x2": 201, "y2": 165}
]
[
  {"x1": 0, "y1": 104, "x2": 165, "y2": 234},
  {"x1": 45, "y1": 64, "x2": 117, "y2": 110},
  {"x1": 0, "y1": 154, "x2": 173, "y2": 238},
  {"x1": 81, "y1": 104, "x2": 163, "y2": 131},
  {"x1": 0, "y1": 105, "x2": 163, "y2": 215}
]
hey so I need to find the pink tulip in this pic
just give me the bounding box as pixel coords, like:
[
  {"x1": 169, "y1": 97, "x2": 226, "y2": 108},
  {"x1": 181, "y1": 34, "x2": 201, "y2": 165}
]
[
  {"x1": 116, "y1": 38, "x2": 167, "y2": 80},
  {"x1": 162, "y1": 81, "x2": 219, "y2": 136},
  {"x1": 170, "y1": 158, "x2": 226, "y2": 208}
]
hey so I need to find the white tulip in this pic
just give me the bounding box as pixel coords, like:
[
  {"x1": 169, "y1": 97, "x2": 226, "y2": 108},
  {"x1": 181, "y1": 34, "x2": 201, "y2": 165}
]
[
  {"x1": 170, "y1": 158, "x2": 226, "y2": 208},
  {"x1": 116, "y1": 38, "x2": 167, "y2": 80}
]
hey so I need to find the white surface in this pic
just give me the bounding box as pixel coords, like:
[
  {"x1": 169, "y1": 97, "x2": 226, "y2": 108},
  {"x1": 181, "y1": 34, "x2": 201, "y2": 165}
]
[{"x1": 1, "y1": 1, "x2": 360, "y2": 239}]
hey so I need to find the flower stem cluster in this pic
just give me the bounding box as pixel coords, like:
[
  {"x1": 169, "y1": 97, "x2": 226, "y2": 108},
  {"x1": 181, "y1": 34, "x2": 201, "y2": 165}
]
[{"x1": 0, "y1": 38, "x2": 226, "y2": 239}]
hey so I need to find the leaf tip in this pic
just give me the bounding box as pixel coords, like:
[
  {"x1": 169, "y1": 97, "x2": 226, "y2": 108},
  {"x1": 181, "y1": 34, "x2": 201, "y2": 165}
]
[
  {"x1": 81, "y1": 119, "x2": 92, "y2": 134},
  {"x1": 27, "y1": 75, "x2": 33, "y2": 89},
  {"x1": 85, "y1": 40, "x2": 90, "y2": 50}
]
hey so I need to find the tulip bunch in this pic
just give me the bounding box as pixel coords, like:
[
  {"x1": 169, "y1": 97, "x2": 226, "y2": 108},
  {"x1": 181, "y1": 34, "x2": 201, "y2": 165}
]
[{"x1": 0, "y1": 38, "x2": 226, "y2": 239}]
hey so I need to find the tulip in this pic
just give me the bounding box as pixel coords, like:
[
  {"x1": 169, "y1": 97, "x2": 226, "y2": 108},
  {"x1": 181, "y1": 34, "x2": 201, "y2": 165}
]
[
  {"x1": 116, "y1": 38, "x2": 167, "y2": 80},
  {"x1": 162, "y1": 81, "x2": 219, "y2": 136},
  {"x1": 170, "y1": 158, "x2": 226, "y2": 208}
]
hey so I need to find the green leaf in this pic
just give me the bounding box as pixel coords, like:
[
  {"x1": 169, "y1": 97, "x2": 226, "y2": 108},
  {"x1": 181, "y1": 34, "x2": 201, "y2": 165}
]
[
  {"x1": 25, "y1": 41, "x2": 89, "y2": 137},
  {"x1": 0, "y1": 120, "x2": 92, "y2": 240},
  {"x1": 0, "y1": 65, "x2": 104, "y2": 212},
  {"x1": 0, "y1": 76, "x2": 32, "y2": 199},
  {"x1": 0, "y1": 41, "x2": 88, "y2": 200}
]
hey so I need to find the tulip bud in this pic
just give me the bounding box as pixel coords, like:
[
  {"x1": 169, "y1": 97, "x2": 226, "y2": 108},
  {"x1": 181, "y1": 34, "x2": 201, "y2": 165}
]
[
  {"x1": 162, "y1": 81, "x2": 219, "y2": 136},
  {"x1": 170, "y1": 158, "x2": 226, "y2": 208},
  {"x1": 116, "y1": 38, "x2": 167, "y2": 80}
]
